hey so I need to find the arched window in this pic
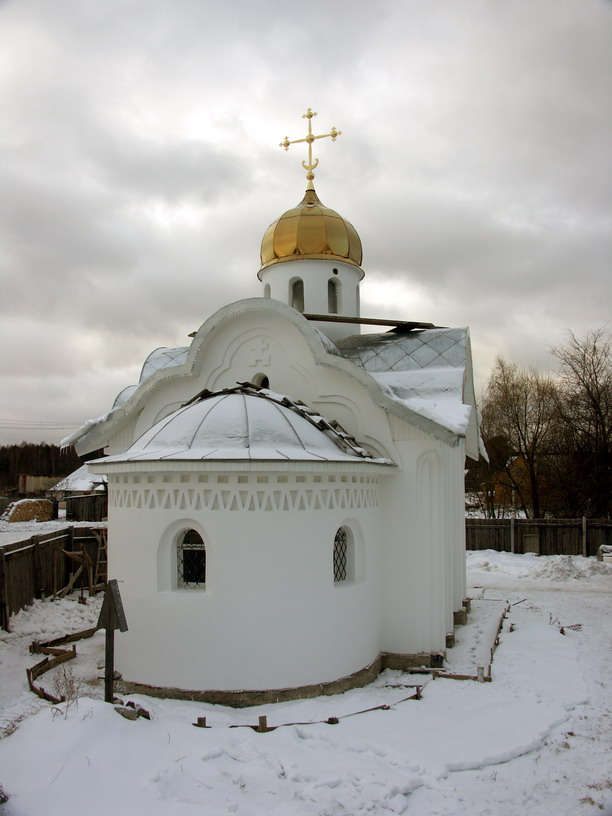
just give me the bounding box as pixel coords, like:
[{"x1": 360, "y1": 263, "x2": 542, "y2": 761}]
[
  {"x1": 252, "y1": 373, "x2": 270, "y2": 389},
  {"x1": 290, "y1": 278, "x2": 305, "y2": 312},
  {"x1": 333, "y1": 527, "x2": 349, "y2": 582},
  {"x1": 177, "y1": 529, "x2": 206, "y2": 588},
  {"x1": 263, "y1": 283, "x2": 271, "y2": 298},
  {"x1": 328, "y1": 278, "x2": 339, "y2": 314}
]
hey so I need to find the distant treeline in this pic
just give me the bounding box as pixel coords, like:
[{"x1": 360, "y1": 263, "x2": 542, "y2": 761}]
[{"x1": 0, "y1": 443, "x2": 89, "y2": 492}]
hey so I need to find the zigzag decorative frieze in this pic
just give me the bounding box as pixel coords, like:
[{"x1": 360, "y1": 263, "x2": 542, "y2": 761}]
[{"x1": 109, "y1": 475, "x2": 378, "y2": 512}]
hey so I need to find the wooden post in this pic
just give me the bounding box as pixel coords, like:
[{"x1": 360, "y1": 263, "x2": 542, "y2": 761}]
[
  {"x1": 0, "y1": 549, "x2": 8, "y2": 632},
  {"x1": 258, "y1": 715, "x2": 268, "y2": 732},
  {"x1": 52, "y1": 544, "x2": 58, "y2": 600},
  {"x1": 510, "y1": 518, "x2": 515, "y2": 554},
  {"x1": 104, "y1": 625, "x2": 115, "y2": 703},
  {"x1": 96, "y1": 580, "x2": 128, "y2": 704},
  {"x1": 582, "y1": 517, "x2": 588, "y2": 558},
  {"x1": 31, "y1": 536, "x2": 42, "y2": 599}
]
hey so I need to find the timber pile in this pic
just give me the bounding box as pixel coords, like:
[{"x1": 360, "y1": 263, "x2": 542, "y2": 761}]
[{"x1": 2, "y1": 499, "x2": 53, "y2": 523}]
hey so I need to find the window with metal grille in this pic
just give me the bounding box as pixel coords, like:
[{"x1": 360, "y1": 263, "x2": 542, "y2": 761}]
[
  {"x1": 333, "y1": 527, "x2": 348, "y2": 582},
  {"x1": 177, "y1": 529, "x2": 206, "y2": 588}
]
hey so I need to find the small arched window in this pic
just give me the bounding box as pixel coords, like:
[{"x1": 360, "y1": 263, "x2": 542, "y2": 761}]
[
  {"x1": 177, "y1": 529, "x2": 206, "y2": 588},
  {"x1": 263, "y1": 283, "x2": 271, "y2": 299},
  {"x1": 333, "y1": 527, "x2": 349, "y2": 582},
  {"x1": 252, "y1": 373, "x2": 270, "y2": 389},
  {"x1": 290, "y1": 278, "x2": 305, "y2": 313},
  {"x1": 328, "y1": 278, "x2": 339, "y2": 314}
]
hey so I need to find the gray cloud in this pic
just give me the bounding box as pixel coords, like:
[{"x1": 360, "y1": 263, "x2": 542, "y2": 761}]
[{"x1": 1, "y1": 0, "x2": 610, "y2": 444}]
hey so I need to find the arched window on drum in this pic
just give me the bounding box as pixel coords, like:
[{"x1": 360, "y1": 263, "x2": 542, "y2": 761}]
[
  {"x1": 333, "y1": 526, "x2": 354, "y2": 583},
  {"x1": 177, "y1": 529, "x2": 206, "y2": 588}
]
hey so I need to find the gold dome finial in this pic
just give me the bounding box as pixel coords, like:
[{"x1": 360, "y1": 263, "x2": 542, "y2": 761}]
[{"x1": 279, "y1": 108, "x2": 342, "y2": 190}]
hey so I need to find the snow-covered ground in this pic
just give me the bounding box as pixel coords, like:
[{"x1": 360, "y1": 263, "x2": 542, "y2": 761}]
[{"x1": 0, "y1": 547, "x2": 610, "y2": 815}]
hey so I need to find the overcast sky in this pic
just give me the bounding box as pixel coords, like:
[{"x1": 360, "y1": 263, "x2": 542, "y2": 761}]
[{"x1": 1, "y1": 0, "x2": 610, "y2": 446}]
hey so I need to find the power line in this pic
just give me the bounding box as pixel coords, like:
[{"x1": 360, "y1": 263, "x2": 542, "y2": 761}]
[{"x1": 0, "y1": 419, "x2": 80, "y2": 430}]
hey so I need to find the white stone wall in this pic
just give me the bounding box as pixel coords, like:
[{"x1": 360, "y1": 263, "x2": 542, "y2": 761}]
[
  {"x1": 379, "y1": 434, "x2": 466, "y2": 658},
  {"x1": 107, "y1": 470, "x2": 382, "y2": 692}
]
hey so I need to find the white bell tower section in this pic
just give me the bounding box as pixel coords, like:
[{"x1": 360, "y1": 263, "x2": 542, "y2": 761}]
[{"x1": 258, "y1": 109, "x2": 365, "y2": 343}]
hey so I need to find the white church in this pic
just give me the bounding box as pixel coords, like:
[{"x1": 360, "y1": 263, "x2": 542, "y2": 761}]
[{"x1": 66, "y1": 110, "x2": 481, "y2": 705}]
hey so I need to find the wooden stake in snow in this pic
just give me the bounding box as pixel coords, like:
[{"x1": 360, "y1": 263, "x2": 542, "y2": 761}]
[{"x1": 96, "y1": 579, "x2": 128, "y2": 703}]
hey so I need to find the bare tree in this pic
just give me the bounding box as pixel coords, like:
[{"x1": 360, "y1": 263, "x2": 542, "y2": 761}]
[
  {"x1": 551, "y1": 329, "x2": 612, "y2": 517},
  {"x1": 481, "y1": 358, "x2": 559, "y2": 518}
]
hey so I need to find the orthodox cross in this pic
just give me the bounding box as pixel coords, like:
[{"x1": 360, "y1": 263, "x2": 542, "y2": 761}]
[
  {"x1": 280, "y1": 108, "x2": 341, "y2": 189},
  {"x1": 248, "y1": 338, "x2": 271, "y2": 367}
]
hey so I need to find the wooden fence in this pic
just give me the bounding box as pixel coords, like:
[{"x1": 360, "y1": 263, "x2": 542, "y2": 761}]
[
  {"x1": 0, "y1": 527, "x2": 107, "y2": 631},
  {"x1": 466, "y1": 518, "x2": 612, "y2": 557},
  {"x1": 65, "y1": 493, "x2": 107, "y2": 522}
]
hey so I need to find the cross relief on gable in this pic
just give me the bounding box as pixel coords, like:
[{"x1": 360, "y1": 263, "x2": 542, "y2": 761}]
[{"x1": 248, "y1": 338, "x2": 271, "y2": 367}]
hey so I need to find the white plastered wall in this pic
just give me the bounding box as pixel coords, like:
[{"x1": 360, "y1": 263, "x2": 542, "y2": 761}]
[
  {"x1": 379, "y1": 419, "x2": 467, "y2": 657},
  {"x1": 259, "y1": 259, "x2": 362, "y2": 342},
  {"x1": 105, "y1": 468, "x2": 382, "y2": 692}
]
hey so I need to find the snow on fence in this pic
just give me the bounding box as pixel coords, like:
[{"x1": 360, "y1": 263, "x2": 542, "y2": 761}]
[
  {"x1": 0, "y1": 527, "x2": 107, "y2": 630},
  {"x1": 465, "y1": 517, "x2": 612, "y2": 557}
]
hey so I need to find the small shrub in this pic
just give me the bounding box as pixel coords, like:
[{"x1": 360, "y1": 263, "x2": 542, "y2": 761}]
[{"x1": 52, "y1": 666, "x2": 82, "y2": 718}]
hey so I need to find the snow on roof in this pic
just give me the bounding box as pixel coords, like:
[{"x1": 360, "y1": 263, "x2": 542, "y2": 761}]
[
  {"x1": 49, "y1": 464, "x2": 106, "y2": 492},
  {"x1": 336, "y1": 327, "x2": 473, "y2": 438},
  {"x1": 371, "y1": 368, "x2": 471, "y2": 435},
  {"x1": 92, "y1": 387, "x2": 393, "y2": 466}
]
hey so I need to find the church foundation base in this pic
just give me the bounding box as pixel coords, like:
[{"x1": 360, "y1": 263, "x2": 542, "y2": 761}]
[
  {"x1": 115, "y1": 651, "x2": 448, "y2": 707},
  {"x1": 381, "y1": 651, "x2": 445, "y2": 670},
  {"x1": 453, "y1": 608, "x2": 468, "y2": 626},
  {"x1": 115, "y1": 657, "x2": 383, "y2": 708}
]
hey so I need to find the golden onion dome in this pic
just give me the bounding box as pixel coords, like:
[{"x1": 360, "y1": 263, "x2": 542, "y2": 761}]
[{"x1": 259, "y1": 188, "x2": 363, "y2": 272}]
